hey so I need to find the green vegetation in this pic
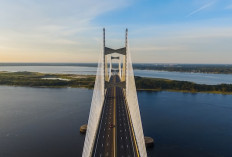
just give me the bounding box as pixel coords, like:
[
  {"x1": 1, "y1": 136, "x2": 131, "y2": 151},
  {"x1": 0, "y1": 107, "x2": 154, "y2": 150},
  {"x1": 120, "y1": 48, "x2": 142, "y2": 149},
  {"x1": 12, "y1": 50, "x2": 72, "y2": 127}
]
[
  {"x1": 2, "y1": 63, "x2": 232, "y2": 74},
  {"x1": 0, "y1": 72, "x2": 232, "y2": 94},
  {"x1": 0, "y1": 72, "x2": 95, "y2": 88},
  {"x1": 133, "y1": 64, "x2": 232, "y2": 74},
  {"x1": 135, "y1": 76, "x2": 232, "y2": 94}
]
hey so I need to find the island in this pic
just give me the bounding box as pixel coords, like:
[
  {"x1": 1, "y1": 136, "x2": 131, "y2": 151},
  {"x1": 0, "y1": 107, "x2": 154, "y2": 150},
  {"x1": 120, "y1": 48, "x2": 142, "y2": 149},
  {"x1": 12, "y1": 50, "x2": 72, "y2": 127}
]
[{"x1": 0, "y1": 71, "x2": 232, "y2": 94}]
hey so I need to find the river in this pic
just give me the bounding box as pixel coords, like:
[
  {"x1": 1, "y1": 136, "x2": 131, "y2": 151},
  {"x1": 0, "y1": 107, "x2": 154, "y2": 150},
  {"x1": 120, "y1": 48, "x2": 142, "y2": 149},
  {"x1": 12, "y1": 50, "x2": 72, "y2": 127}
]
[
  {"x1": 0, "y1": 66, "x2": 232, "y2": 85},
  {"x1": 0, "y1": 86, "x2": 231, "y2": 157}
]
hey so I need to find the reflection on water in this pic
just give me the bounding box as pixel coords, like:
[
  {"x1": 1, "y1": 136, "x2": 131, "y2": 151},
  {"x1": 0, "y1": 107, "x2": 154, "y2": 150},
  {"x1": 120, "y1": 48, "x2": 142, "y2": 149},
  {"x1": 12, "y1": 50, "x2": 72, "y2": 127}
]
[
  {"x1": 0, "y1": 86, "x2": 232, "y2": 157},
  {"x1": 1, "y1": 66, "x2": 232, "y2": 85}
]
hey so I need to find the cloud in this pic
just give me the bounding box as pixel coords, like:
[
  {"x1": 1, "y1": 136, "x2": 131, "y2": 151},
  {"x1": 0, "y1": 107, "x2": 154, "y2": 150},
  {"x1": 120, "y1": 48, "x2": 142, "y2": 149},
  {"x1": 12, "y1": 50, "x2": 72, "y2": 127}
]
[
  {"x1": 127, "y1": 22, "x2": 232, "y2": 64},
  {"x1": 1, "y1": 0, "x2": 232, "y2": 64},
  {"x1": 187, "y1": 1, "x2": 216, "y2": 17},
  {"x1": 131, "y1": 46, "x2": 186, "y2": 52},
  {"x1": 0, "y1": 0, "x2": 131, "y2": 62}
]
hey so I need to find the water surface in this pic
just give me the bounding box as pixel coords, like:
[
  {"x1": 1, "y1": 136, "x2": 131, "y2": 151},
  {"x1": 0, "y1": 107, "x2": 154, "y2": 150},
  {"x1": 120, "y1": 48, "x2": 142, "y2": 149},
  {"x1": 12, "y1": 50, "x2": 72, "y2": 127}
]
[
  {"x1": 1, "y1": 66, "x2": 232, "y2": 85},
  {"x1": 0, "y1": 86, "x2": 231, "y2": 157},
  {"x1": 139, "y1": 91, "x2": 232, "y2": 157},
  {"x1": 135, "y1": 70, "x2": 232, "y2": 85}
]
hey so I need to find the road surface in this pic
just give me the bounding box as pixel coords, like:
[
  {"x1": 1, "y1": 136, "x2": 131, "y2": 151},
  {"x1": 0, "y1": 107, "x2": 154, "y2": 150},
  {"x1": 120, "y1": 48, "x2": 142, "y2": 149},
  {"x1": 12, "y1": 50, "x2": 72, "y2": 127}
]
[{"x1": 92, "y1": 75, "x2": 138, "y2": 157}]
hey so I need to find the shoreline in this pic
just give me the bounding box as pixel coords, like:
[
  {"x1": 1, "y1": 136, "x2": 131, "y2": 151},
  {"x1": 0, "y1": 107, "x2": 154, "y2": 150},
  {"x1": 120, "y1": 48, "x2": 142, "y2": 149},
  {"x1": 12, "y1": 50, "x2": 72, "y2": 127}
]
[
  {"x1": 1, "y1": 63, "x2": 232, "y2": 74},
  {"x1": 137, "y1": 89, "x2": 232, "y2": 95},
  {"x1": 2, "y1": 85, "x2": 231, "y2": 95},
  {"x1": 0, "y1": 71, "x2": 232, "y2": 95}
]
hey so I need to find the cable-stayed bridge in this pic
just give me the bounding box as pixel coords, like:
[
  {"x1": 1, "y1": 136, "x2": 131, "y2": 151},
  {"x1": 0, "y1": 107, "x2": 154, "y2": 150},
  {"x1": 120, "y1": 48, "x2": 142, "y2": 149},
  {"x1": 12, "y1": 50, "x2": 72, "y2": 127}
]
[{"x1": 82, "y1": 29, "x2": 147, "y2": 157}]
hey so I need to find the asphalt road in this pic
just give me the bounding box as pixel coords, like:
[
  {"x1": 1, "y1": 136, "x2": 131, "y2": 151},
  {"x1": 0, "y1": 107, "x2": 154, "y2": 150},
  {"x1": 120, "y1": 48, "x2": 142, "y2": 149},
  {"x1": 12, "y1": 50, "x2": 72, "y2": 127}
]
[{"x1": 92, "y1": 75, "x2": 138, "y2": 157}]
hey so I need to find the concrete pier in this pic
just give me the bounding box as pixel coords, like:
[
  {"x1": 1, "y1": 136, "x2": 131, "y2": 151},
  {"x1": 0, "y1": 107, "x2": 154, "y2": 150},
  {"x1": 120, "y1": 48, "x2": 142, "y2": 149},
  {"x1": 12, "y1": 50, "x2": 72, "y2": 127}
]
[
  {"x1": 144, "y1": 136, "x2": 154, "y2": 148},
  {"x1": 80, "y1": 124, "x2": 87, "y2": 134}
]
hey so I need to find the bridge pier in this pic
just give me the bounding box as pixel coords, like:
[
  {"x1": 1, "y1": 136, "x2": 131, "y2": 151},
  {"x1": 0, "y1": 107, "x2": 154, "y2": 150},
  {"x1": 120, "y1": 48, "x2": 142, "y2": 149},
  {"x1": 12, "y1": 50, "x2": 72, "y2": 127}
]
[
  {"x1": 144, "y1": 136, "x2": 154, "y2": 148},
  {"x1": 80, "y1": 124, "x2": 87, "y2": 134}
]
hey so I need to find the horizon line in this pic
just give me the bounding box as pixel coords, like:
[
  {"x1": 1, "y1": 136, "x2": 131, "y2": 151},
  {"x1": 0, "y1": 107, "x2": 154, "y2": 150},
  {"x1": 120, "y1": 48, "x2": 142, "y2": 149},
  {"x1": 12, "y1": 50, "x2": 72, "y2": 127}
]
[{"x1": 0, "y1": 62, "x2": 231, "y2": 65}]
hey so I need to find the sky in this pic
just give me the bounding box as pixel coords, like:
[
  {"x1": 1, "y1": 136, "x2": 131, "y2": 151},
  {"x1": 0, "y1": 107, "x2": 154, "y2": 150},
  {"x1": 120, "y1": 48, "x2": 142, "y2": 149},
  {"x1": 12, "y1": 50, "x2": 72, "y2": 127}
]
[{"x1": 0, "y1": 0, "x2": 232, "y2": 63}]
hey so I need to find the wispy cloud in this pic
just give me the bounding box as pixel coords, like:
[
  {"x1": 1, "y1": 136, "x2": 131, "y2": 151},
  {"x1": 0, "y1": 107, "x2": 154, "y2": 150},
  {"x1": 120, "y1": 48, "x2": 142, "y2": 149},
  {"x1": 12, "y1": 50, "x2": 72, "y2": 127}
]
[
  {"x1": 0, "y1": 0, "x2": 232, "y2": 63},
  {"x1": 0, "y1": 0, "x2": 131, "y2": 62},
  {"x1": 128, "y1": 22, "x2": 232, "y2": 63},
  {"x1": 131, "y1": 46, "x2": 186, "y2": 52},
  {"x1": 187, "y1": 1, "x2": 216, "y2": 17}
]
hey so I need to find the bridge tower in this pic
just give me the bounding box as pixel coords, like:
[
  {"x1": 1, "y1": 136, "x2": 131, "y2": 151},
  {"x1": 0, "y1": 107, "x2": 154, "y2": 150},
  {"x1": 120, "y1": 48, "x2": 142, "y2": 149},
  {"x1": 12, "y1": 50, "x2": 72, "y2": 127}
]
[{"x1": 82, "y1": 29, "x2": 147, "y2": 157}]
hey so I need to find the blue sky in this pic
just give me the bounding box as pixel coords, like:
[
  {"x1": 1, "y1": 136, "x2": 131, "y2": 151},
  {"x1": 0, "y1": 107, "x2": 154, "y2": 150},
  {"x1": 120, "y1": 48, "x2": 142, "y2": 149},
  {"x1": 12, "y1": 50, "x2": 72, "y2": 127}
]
[{"x1": 0, "y1": 0, "x2": 232, "y2": 63}]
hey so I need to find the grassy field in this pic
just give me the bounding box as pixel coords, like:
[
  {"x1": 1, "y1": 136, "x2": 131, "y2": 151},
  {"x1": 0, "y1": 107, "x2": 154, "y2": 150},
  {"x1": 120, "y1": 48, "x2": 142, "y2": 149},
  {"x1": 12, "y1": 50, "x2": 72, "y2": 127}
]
[
  {"x1": 0, "y1": 71, "x2": 232, "y2": 94},
  {"x1": 135, "y1": 76, "x2": 232, "y2": 94},
  {"x1": 0, "y1": 71, "x2": 95, "y2": 88}
]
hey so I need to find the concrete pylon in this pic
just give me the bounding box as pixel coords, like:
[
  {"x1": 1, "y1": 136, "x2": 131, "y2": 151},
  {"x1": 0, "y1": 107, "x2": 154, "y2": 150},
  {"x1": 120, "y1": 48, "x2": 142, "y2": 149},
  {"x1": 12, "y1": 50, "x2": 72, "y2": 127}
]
[
  {"x1": 82, "y1": 31, "x2": 105, "y2": 157},
  {"x1": 105, "y1": 56, "x2": 109, "y2": 81},
  {"x1": 109, "y1": 57, "x2": 112, "y2": 78},
  {"x1": 82, "y1": 28, "x2": 147, "y2": 157},
  {"x1": 126, "y1": 42, "x2": 147, "y2": 157},
  {"x1": 121, "y1": 55, "x2": 126, "y2": 81},
  {"x1": 119, "y1": 56, "x2": 121, "y2": 78}
]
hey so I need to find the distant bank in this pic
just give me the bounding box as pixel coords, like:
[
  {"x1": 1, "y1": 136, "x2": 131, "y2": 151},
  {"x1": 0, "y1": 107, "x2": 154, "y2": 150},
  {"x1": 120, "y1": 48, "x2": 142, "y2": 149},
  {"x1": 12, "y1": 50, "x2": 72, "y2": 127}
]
[
  {"x1": 0, "y1": 72, "x2": 231, "y2": 95},
  {"x1": 1, "y1": 63, "x2": 232, "y2": 74},
  {"x1": 1, "y1": 64, "x2": 232, "y2": 85}
]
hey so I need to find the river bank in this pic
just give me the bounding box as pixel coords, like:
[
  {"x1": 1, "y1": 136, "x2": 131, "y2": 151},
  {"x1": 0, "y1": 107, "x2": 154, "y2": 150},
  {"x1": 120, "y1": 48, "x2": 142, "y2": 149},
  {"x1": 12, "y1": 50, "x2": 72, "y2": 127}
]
[
  {"x1": 0, "y1": 71, "x2": 232, "y2": 94},
  {"x1": 1, "y1": 65, "x2": 232, "y2": 85}
]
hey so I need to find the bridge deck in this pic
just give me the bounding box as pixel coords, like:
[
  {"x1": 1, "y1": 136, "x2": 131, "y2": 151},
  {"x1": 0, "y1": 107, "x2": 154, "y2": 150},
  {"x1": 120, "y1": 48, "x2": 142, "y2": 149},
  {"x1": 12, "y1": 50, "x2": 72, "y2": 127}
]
[{"x1": 92, "y1": 75, "x2": 138, "y2": 157}]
